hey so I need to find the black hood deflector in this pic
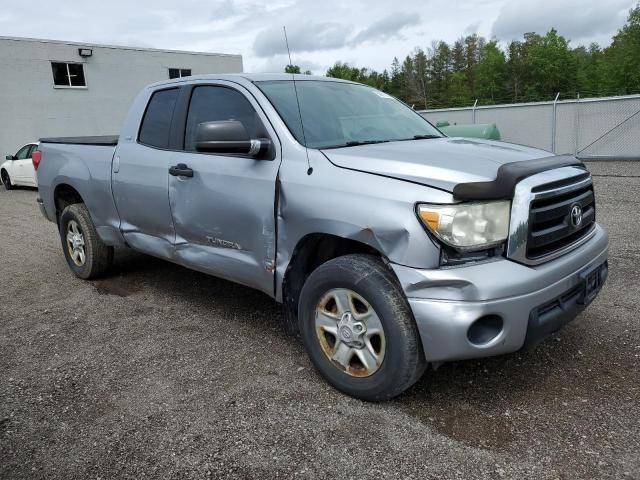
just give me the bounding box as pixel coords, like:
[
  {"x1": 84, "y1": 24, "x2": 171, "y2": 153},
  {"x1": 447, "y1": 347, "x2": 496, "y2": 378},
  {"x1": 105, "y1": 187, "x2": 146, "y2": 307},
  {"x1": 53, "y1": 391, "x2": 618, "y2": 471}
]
[{"x1": 452, "y1": 154, "x2": 585, "y2": 201}]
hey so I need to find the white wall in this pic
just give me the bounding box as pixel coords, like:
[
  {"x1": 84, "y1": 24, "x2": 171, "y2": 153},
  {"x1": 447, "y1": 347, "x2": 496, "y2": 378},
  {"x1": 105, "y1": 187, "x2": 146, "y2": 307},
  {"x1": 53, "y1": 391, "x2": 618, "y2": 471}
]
[{"x1": 0, "y1": 37, "x2": 243, "y2": 156}]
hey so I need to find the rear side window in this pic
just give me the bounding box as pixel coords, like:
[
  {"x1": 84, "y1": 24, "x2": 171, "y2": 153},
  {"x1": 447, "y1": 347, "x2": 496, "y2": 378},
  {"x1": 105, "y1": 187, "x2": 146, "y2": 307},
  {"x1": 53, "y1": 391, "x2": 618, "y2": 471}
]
[
  {"x1": 184, "y1": 86, "x2": 267, "y2": 151},
  {"x1": 139, "y1": 88, "x2": 179, "y2": 148}
]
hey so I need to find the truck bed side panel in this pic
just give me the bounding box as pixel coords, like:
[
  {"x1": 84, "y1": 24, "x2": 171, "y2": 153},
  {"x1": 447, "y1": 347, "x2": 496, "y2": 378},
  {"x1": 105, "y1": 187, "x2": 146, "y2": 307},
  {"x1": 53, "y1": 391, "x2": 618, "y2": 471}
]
[{"x1": 38, "y1": 142, "x2": 124, "y2": 246}]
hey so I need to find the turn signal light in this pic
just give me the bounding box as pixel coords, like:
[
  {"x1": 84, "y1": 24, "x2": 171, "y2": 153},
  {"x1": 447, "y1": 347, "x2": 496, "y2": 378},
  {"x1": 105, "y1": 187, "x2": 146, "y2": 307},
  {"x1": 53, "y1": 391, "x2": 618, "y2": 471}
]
[{"x1": 418, "y1": 209, "x2": 439, "y2": 231}]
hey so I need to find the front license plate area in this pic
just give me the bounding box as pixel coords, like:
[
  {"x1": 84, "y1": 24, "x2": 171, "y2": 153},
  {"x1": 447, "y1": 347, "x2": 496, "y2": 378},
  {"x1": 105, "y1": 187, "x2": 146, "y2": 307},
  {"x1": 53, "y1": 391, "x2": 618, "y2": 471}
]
[{"x1": 579, "y1": 261, "x2": 608, "y2": 306}]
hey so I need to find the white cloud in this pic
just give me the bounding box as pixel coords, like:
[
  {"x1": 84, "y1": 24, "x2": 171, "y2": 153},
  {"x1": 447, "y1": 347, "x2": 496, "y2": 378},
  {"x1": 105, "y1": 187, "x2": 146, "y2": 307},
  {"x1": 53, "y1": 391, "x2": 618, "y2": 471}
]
[
  {"x1": 0, "y1": 0, "x2": 634, "y2": 75},
  {"x1": 253, "y1": 22, "x2": 354, "y2": 57},
  {"x1": 491, "y1": 0, "x2": 633, "y2": 46},
  {"x1": 350, "y1": 12, "x2": 421, "y2": 45}
]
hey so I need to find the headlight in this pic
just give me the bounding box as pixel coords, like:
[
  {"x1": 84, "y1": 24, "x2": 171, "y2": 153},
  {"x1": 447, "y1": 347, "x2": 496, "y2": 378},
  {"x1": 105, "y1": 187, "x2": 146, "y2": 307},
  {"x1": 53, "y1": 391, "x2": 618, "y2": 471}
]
[{"x1": 417, "y1": 201, "x2": 511, "y2": 250}]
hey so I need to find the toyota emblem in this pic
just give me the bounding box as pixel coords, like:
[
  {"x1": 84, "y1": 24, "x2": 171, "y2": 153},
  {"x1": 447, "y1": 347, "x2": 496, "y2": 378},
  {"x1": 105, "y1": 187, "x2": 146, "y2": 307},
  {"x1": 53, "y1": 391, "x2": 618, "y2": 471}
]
[{"x1": 570, "y1": 204, "x2": 583, "y2": 227}]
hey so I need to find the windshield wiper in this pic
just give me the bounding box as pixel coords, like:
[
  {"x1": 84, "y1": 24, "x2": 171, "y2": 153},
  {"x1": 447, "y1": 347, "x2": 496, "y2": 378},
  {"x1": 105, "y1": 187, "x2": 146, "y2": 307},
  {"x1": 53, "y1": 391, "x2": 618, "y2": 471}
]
[
  {"x1": 388, "y1": 134, "x2": 442, "y2": 143},
  {"x1": 412, "y1": 134, "x2": 441, "y2": 140},
  {"x1": 322, "y1": 139, "x2": 391, "y2": 149},
  {"x1": 344, "y1": 139, "x2": 391, "y2": 147},
  {"x1": 324, "y1": 138, "x2": 422, "y2": 149}
]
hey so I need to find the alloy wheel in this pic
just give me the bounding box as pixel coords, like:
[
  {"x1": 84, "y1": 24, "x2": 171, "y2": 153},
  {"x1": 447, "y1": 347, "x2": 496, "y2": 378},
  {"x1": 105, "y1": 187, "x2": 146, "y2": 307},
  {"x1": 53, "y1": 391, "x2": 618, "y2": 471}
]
[
  {"x1": 314, "y1": 288, "x2": 386, "y2": 377},
  {"x1": 66, "y1": 220, "x2": 86, "y2": 266}
]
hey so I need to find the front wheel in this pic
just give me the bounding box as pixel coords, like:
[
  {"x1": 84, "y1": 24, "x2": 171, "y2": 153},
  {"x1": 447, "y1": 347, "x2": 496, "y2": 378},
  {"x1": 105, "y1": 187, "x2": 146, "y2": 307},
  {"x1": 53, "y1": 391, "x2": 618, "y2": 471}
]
[
  {"x1": 59, "y1": 203, "x2": 113, "y2": 279},
  {"x1": 298, "y1": 254, "x2": 426, "y2": 401},
  {"x1": 1, "y1": 170, "x2": 14, "y2": 190}
]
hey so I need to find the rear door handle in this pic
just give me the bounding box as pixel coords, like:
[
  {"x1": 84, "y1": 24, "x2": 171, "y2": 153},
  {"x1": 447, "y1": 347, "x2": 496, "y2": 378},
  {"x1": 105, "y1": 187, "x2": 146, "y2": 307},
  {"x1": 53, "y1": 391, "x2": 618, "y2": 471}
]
[{"x1": 169, "y1": 163, "x2": 193, "y2": 177}]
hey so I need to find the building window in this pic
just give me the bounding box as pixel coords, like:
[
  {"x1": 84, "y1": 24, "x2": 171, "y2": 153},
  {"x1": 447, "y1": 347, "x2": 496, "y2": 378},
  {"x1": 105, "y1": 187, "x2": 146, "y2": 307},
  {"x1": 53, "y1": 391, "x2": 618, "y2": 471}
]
[
  {"x1": 51, "y1": 62, "x2": 86, "y2": 88},
  {"x1": 169, "y1": 68, "x2": 192, "y2": 79}
]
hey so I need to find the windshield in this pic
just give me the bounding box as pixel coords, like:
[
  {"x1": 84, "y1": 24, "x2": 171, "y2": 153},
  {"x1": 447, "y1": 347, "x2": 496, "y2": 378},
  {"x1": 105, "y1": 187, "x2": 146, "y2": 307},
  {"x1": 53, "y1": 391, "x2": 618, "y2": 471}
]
[{"x1": 256, "y1": 80, "x2": 443, "y2": 149}]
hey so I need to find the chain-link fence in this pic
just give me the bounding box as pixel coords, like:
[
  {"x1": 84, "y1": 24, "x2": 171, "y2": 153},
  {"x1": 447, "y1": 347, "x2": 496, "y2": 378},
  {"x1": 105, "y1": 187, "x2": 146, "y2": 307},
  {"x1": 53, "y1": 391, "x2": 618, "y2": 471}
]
[{"x1": 419, "y1": 94, "x2": 640, "y2": 160}]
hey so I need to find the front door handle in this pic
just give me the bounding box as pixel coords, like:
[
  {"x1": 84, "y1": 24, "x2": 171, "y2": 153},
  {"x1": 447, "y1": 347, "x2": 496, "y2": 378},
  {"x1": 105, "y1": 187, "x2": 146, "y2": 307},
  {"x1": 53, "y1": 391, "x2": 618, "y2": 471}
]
[{"x1": 169, "y1": 163, "x2": 194, "y2": 177}]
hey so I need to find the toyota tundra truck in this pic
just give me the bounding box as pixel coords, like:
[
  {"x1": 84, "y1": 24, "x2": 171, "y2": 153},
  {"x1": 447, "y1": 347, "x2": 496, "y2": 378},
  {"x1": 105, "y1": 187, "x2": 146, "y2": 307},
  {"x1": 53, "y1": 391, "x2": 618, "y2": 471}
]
[{"x1": 35, "y1": 74, "x2": 608, "y2": 401}]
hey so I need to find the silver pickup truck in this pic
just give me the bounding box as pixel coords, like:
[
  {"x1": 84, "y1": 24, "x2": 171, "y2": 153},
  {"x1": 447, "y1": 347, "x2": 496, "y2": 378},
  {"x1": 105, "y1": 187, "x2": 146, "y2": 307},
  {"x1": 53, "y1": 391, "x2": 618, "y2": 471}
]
[{"x1": 36, "y1": 74, "x2": 608, "y2": 401}]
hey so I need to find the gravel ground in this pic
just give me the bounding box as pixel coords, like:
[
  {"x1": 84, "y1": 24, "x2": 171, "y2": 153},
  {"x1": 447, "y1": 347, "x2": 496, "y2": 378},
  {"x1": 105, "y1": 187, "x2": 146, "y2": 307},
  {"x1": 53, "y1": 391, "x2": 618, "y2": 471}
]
[{"x1": 1, "y1": 162, "x2": 639, "y2": 480}]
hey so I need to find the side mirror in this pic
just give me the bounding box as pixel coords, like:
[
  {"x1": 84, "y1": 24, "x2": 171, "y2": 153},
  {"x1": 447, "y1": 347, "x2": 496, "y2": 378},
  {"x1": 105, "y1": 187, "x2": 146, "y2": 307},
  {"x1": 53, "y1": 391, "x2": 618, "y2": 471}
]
[
  {"x1": 195, "y1": 120, "x2": 271, "y2": 158},
  {"x1": 5, "y1": 155, "x2": 15, "y2": 161}
]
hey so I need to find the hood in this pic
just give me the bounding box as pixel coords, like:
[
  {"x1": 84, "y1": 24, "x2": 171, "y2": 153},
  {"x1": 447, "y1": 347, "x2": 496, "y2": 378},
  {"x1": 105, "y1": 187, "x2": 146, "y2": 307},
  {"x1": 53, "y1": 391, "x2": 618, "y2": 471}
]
[{"x1": 321, "y1": 137, "x2": 553, "y2": 193}]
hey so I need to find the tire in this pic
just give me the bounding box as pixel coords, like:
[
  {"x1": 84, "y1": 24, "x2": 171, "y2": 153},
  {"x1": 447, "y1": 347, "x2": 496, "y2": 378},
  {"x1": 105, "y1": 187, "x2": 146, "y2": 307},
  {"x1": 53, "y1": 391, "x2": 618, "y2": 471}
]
[
  {"x1": 1, "y1": 169, "x2": 14, "y2": 190},
  {"x1": 298, "y1": 254, "x2": 426, "y2": 401},
  {"x1": 59, "y1": 203, "x2": 113, "y2": 279}
]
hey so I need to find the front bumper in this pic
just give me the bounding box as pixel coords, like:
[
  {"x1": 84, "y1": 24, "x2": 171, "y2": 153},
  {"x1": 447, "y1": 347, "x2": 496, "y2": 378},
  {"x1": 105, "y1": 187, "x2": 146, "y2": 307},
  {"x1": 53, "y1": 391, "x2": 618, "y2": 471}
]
[{"x1": 392, "y1": 223, "x2": 609, "y2": 362}]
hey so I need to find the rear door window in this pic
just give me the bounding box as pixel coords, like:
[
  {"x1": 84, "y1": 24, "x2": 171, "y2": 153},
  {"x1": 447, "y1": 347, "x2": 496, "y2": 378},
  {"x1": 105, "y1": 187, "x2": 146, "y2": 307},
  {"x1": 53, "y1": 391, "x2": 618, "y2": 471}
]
[{"x1": 139, "y1": 88, "x2": 179, "y2": 149}]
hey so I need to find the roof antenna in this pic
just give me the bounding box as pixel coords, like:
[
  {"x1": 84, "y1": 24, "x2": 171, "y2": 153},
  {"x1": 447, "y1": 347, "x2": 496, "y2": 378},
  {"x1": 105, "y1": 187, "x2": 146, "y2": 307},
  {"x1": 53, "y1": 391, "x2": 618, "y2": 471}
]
[{"x1": 283, "y1": 26, "x2": 313, "y2": 175}]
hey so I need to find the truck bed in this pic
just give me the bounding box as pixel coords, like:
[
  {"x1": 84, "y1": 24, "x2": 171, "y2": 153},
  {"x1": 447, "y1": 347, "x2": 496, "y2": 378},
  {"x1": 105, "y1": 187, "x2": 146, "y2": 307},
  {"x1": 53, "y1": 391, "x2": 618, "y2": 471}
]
[
  {"x1": 39, "y1": 136, "x2": 119, "y2": 146},
  {"x1": 37, "y1": 137, "x2": 122, "y2": 246}
]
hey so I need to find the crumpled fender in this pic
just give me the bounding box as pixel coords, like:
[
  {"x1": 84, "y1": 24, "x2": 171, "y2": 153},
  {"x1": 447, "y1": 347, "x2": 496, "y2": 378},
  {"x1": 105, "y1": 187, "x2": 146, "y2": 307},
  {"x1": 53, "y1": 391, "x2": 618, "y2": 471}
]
[{"x1": 274, "y1": 149, "x2": 453, "y2": 301}]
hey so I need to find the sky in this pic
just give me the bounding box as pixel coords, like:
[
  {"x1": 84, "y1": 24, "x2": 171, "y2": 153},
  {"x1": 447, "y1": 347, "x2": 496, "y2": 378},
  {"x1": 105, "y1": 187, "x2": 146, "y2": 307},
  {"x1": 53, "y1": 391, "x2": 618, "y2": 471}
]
[{"x1": 0, "y1": 0, "x2": 635, "y2": 74}]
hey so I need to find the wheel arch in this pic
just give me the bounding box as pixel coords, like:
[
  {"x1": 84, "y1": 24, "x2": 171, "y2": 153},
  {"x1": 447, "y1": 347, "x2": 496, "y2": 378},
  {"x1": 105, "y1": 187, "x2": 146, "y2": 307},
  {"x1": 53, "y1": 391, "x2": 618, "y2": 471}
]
[
  {"x1": 280, "y1": 232, "x2": 395, "y2": 331},
  {"x1": 53, "y1": 183, "x2": 85, "y2": 221}
]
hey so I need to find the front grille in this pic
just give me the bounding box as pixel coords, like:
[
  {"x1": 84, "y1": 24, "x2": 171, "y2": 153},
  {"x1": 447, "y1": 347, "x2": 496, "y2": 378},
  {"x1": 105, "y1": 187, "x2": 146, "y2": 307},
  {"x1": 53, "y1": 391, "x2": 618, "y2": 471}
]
[{"x1": 526, "y1": 179, "x2": 596, "y2": 260}]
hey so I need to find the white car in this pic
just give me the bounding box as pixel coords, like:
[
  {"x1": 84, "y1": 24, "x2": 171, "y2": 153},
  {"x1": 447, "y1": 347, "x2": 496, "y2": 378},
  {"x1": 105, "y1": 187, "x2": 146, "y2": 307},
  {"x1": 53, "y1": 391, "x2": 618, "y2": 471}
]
[{"x1": 1, "y1": 142, "x2": 39, "y2": 189}]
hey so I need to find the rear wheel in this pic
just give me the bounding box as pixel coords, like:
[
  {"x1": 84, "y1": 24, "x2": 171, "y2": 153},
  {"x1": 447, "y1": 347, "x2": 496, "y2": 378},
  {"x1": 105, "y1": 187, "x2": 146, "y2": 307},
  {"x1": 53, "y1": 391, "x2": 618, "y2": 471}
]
[
  {"x1": 1, "y1": 170, "x2": 14, "y2": 190},
  {"x1": 59, "y1": 203, "x2": 113, "y2": 279},
  {"x1": 298, "y1": 254, "x2": 426, "y2": 401}
]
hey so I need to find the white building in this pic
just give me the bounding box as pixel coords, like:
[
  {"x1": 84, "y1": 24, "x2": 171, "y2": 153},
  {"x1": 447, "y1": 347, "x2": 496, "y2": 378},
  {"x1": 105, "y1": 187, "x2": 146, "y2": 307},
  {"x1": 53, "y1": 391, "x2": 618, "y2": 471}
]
[{"x1": 0, "y1": 36, "x2": 243, "y2": 157}]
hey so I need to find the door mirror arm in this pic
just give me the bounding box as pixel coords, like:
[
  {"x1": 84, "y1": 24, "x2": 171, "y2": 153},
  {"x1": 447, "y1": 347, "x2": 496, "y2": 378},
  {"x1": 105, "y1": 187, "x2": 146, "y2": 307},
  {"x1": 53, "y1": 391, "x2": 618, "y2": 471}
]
[{"x1": 5, "y1": 155, "x2": 15, "y2": 161}]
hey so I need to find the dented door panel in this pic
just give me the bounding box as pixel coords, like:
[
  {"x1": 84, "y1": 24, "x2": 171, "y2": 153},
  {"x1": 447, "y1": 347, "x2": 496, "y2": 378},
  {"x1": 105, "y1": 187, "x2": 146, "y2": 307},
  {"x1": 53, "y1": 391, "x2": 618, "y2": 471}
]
[{"x1": 169, "y1": 156, "x2": 280, "y2": 295}]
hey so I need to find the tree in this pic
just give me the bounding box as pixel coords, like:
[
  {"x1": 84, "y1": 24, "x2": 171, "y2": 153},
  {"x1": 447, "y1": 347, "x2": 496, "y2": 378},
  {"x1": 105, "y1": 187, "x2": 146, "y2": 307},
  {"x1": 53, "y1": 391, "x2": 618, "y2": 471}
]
[
  {"x1": 575, "y1": 44, "x2": 611, "y2": 96},
  {"x1": 326, "y1": 62, "x2": 392, "y2": 92},
  {"x1": 327, "y1": 62, "x2": 366, "y2": 83},
  {"x1": 389, "y1": 57, "x2": 403, "y2": 98},
  {"x1": 284, "y1": 64, "x2": 301, "y2": 74},
  {"x1": 413, "y1": 48, "x2": 429, "y2": 108},
  {"x1": 526, "y1": 29, "x2": 576, "y2": 98},
  {"x1": 605, "y1": 4, "x2": 640, "y2": 94},
  {"x1": 476, "y1": 40, "x2": 507, "y2": 103},
  {"x1": 464, "y1": 34, "x2": 484, "y2": 97},
  {"x1": 428, "y1": 41, "x2": 452, "y2": 107},
  {"x1": 506, "y1": 39, "x2": 528, "y2": 101},
  {"x1": 451, "y1": 39, "x2": 465, "y2": 72},
  {"x1": 401, "y1": 55, "x2": 419, "y2": 106},
  {"x1": 447, "y1": 71, "x2": 472, "y2": 106}
]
